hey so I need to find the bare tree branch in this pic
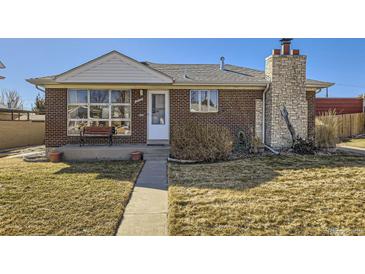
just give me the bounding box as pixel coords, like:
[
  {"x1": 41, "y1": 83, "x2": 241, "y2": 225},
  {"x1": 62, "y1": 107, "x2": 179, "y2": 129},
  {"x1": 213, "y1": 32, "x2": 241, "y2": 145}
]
[{"x1": 0, "y1": 89, "x2": 23, "y2": 109}]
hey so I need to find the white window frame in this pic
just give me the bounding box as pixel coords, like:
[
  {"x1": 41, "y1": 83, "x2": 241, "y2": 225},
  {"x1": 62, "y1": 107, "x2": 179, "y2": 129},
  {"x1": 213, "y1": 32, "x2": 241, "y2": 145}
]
[
  {"x1": 67, "y1": 89, "x2": 132, "y2": 136},
  {"x1": 189, "y1": 90, "x2": 219, "y2": 113}
]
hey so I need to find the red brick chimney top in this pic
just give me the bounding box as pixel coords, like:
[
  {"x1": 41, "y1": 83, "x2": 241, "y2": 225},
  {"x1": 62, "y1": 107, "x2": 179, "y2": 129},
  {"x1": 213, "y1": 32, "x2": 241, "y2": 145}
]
[{"x1": 272, "y1": 39, "x2": 300, "y2": 56}]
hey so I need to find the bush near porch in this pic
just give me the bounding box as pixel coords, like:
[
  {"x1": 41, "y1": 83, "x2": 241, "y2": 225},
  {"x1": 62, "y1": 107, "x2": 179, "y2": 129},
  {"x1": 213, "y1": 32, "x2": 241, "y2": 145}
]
[
  {"x1": 171, "y1": 123, "x2": 233, "y2": 162},
  {"x1": 168, "y1": 155, "x2": 365, "y2": 236},
  {"x1": 0, "y1": 158, "x2": 142, "y2": 236}
]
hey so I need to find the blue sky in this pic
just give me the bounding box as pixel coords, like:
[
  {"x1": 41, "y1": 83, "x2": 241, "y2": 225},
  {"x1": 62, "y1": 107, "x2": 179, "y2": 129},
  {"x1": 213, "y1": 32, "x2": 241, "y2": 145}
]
[{"x1": 1, "y1": 38, "x2": 365, "y2": 109}]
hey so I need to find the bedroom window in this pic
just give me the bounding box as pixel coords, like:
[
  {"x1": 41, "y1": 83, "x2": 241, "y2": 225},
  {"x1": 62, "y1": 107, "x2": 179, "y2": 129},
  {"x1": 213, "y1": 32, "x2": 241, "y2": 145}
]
[
  {"x1": 67, "y1": 89, "x2": 131, "y2": 136},
  {"x1": 190, "y1": 90, "x2": 218, "y2": 112}
]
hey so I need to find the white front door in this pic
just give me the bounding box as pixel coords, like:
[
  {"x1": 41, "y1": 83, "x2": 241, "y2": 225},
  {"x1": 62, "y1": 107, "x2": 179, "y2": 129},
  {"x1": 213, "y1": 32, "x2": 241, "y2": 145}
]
[{"x1": 147, "y1": 90, "x2": 169, "y2": 141}]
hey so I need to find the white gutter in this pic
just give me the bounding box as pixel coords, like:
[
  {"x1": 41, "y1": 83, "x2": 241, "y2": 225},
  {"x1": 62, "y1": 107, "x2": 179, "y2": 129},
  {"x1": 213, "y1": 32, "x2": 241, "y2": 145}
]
[{"x1": 35, "y1": 85, "x2": 45, "y2": 93}]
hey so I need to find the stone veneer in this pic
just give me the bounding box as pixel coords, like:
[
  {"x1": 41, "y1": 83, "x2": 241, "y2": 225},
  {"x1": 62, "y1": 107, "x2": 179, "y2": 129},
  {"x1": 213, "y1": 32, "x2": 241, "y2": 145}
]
[
  {"x1": 255, "y1": 99, "x2": 263, "y2": 140},
  {"x1": 264, "y1": 54, "x2": 308, "y2": 148}
]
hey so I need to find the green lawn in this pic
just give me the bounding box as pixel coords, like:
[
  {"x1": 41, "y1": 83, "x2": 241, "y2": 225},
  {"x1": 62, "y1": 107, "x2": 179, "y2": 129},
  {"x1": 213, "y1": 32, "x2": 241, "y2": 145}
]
[
  {"x1": 340, "y1": 138, "x2": 365, "y2": 149},
  {"x1": 0, "y1": 158, "x2": 142, "y2": 235},
  {"x1": 168, "y1": 155, "x2": 365, "y2": 236}
]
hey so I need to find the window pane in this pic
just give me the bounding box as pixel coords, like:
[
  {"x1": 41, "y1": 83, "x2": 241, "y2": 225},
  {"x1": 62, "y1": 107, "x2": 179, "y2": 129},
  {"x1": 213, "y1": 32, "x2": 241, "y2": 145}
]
[
  {"x1": 68, "y1": 105, "x2": 88, "y2": 119},
  {"x1": 112, "y1": 121, "x2": 131, "y2": 135},
  {"x1": 68, "y1": 120, "x2": 88, "y2": 135},
  {"x1": 90, "y1": 120, "x2": 109, "y2": 127},
  {"x1": 111, "y1": 90, "x2": 130, "y2": 104},
  {"x1": 111, "y1": 106, "x2": 130, "y2": 119},
  {"x1": 90, "y1": 90, "x2": 109, "y2": 103},
  {"x1": 68, "y1": 90, "x2": 87, "y2": 104},
  {"x1": 90, "y1": 105, "x2": 109, "y2": 119},
  {"x1": 152, "y1": 94, "x2": 165, "y2": 125},
  {"x1": 201, "y1": 91, "x2": 209, "y2": 112},
  {"x1": 190, "y1": 91, "x2": 200, "y2": 112},
  {"x1": 209, "y1": 90, "x2": 218, "y2": 111}
]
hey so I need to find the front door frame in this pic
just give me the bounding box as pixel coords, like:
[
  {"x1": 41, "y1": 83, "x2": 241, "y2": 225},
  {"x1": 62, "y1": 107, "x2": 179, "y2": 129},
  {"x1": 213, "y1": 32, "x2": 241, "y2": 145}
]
[{"x1": 147, "y1": 90, "x2": 170, "y2": 141}]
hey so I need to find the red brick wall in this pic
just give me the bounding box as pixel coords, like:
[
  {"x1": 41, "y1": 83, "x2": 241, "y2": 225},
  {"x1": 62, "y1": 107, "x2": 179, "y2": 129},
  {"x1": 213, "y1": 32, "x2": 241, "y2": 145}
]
[
  {"x1": 307, "y1": 90, "x2": 316, "y2": 140},
  {"x1": 45, "y1": 88, "x2": 68, "y2": 147},
  {"x1": 170, "y1": 89, "x2": 263, "y2": 142},
  {"x1": 45, "y1": 88, "x2": 147, "y2": 147},
  {"x1": 45, "y1": 88, "x2": 313, "y2": 147}
]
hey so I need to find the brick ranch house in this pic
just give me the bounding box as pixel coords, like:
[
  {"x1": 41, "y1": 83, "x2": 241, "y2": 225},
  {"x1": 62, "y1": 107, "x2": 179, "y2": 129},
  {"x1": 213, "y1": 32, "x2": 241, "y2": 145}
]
[{"x1": 27, "y1": 39, "x2": 333, "y2": 160}]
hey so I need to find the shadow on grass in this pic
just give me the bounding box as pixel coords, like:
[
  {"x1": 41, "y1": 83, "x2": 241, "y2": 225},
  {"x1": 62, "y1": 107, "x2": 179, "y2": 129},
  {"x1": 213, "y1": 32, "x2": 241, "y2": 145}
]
[
  {"x1": 169, "y1": 154, "x2": 365, "y2": 191},
  {"x1": 54, "y1": 160, "x2": 143, "y2": 182}
]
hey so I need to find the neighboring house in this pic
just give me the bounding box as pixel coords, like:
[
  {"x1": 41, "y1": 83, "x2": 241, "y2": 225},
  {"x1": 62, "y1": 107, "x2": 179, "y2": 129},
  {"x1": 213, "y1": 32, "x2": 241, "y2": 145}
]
[
  {"x1": 27, "y1": 39, "x2": 333, "y2": 155},
  {"x1": 0, "y1": 60, "x2": 5, "y2": 80},
  {"x1": 316, "y1": 97, "x2": 364, "y2": 115}
]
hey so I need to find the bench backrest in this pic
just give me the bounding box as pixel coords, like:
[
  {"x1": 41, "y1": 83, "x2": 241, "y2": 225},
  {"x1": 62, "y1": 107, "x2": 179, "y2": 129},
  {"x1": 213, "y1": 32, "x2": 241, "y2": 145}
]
[{"x1": 83, "y1": 126, "x2": 113, "y2": 135}]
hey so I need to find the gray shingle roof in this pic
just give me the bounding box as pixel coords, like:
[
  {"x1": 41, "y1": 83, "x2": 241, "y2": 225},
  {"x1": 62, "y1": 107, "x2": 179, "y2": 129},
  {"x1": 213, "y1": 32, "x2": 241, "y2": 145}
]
[
  {"x1": 144, "y1": 62, "x2": 268, "y2": 85},
  {"x1": 145, "y1": 62, "x2": 333, "y2": 87},
  {"x1": 27, "y1": 50, "x2": 334, "y2": 88}
]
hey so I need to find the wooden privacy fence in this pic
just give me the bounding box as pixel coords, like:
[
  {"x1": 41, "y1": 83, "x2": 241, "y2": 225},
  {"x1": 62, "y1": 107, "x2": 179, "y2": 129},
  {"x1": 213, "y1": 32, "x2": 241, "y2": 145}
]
[
  {"x1": 0, "y1": 108, "x2": 45, "y2": 149},
  {"x1": 334, "y1": 112, "x2": 365, "y2": 138}
]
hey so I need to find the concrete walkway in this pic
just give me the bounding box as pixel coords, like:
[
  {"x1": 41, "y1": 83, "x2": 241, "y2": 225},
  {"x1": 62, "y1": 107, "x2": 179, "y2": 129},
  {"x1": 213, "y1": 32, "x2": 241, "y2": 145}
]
[
  {"x1": 117, "y1": 160, "x2": 168, "y2": 236},
  {"x1": 337, "y1": 145, "x2": 365, "y2": 156}
]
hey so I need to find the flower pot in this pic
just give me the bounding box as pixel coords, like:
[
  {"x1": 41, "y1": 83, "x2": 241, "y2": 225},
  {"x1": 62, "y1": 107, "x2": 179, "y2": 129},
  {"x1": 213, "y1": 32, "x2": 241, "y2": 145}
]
[
  {"x1": 131, "y1": 151, "x2": 143, "y2": 161},
  {"x1": 49, "y1": 151, "x2": 63, "y2": 163}
]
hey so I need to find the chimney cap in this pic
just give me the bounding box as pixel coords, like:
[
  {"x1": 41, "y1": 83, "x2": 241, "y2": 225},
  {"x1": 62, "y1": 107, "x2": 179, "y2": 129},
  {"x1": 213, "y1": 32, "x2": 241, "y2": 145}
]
[{"x1": 280, "y1": 38, "x2": 292, "y2": 44}]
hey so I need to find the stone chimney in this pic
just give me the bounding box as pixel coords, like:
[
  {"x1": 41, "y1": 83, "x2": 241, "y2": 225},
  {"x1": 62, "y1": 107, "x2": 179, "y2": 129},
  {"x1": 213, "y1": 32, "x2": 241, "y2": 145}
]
[{"x1": 264, "y1": 39, "x2": 308, "y2": 148}]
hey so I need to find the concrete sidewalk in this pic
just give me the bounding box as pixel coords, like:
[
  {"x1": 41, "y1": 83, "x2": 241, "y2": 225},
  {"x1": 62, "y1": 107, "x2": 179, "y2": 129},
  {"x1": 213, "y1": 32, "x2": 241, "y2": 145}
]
[
  {"x1": 117, "y1": 160, "x2": 168, "y2": 236},
  {"x1": 337, "y1": 145, "x2": 365, "y2": 156}
]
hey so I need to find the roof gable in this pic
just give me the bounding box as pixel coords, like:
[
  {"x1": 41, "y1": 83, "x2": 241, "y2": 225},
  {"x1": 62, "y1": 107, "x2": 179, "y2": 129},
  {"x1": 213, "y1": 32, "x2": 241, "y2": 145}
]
[{"x1": 55, "y1": 51, "x2": 172, "y2": 84}]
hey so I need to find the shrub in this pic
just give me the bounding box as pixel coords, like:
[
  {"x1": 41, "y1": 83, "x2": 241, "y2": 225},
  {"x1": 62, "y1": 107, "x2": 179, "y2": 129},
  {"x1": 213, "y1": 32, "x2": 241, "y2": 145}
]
[
  {"x1": 171, "y1": 123, "x2": 233, "y2": 162},
  {"x1": 292, "y1": 136, "x2": 316, "y2": 154},
  {"x1": 235, "y1": 129, "x2": 251, "y2": 153},
  {"x1": 315, "y1": 110, "x2": 339, "y2": 149}
]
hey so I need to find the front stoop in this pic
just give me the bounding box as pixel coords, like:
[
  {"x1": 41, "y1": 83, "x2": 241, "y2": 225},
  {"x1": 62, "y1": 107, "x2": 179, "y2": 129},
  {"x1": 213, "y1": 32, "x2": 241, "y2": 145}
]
[
  {"x1": 117, "y1": 160, "x2": 168, "y2": 236},
  {"x1": 58, "y1": 144, "x2": 170, "y2": 161}
]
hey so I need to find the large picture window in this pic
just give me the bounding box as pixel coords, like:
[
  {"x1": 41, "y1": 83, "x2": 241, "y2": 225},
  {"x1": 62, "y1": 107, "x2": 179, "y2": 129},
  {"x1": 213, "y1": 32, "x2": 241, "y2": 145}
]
[
  {"x1": 67, "y1": 89, "x2": 131, "y2": 136},
  {"x1": 190, "y1": 90, "x2": 218, "y2": 112}
]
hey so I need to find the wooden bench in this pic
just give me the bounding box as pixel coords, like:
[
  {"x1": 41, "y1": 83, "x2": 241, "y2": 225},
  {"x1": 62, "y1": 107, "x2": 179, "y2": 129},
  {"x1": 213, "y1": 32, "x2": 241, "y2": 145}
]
[{"x1": 80, "y1": 127, "x2": 114, "y2": 146}]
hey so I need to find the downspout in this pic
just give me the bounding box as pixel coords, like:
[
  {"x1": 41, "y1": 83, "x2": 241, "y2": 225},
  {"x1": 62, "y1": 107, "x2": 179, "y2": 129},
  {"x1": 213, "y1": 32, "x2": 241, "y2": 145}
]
[
  {"x1": 262, "y1": 83, "x2": 280, "y2": 155},
  {"x1": 262, "y1": 83, "x2": 270, "y2": 144}
]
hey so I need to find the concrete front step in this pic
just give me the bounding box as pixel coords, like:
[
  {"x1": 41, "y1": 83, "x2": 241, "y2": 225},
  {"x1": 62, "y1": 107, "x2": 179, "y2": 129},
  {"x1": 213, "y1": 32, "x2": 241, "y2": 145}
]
[
  {"x1": 56, "y1": 144, "x2": 170, "y2": 161},
  {"x1": 143, "y1": 155, "x2": 169, "y2": 161},
  {"x1": 143, "y1": 152, "x2": 170, "y2": 161},
  {"x1": 143, "y1": 147, "x2": 170, "y2": 160}
]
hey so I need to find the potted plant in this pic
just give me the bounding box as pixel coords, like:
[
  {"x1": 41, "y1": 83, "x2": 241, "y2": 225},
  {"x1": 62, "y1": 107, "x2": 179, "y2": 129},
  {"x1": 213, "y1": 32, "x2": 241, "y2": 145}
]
[
  {"x1": 131, "y1": 151, "x2": 143, "y2": 161},
  {"x1": 48, "y1": 148, "x2": 63, "y2": 163}
]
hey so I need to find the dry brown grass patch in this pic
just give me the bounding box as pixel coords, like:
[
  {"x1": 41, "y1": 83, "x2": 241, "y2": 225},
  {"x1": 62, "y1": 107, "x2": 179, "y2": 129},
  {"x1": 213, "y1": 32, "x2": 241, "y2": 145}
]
[
  {"x1": 168, "y1": 155, "x2": 365, "y2": 235},
  {"x1": 0, "y1": 158, "x2": 142, "y2": 235}
]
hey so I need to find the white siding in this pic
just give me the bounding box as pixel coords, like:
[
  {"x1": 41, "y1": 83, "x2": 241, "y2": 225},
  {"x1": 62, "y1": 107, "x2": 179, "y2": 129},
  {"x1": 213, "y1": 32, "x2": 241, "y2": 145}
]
[{"x1": 56, "y1": 52, "x2": 172, "y2": 83}]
